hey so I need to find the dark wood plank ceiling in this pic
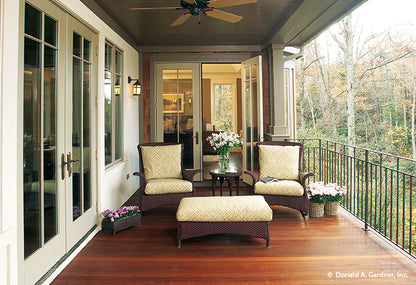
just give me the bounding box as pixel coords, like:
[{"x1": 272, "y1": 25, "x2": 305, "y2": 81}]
[{"x1": 81, "y1": 0, "x2": 366, "y2": 50}]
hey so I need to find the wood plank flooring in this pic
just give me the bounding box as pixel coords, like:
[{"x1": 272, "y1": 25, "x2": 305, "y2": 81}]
[{"x1": 53, "y1": 189, "x2": 416, "y2": 284}]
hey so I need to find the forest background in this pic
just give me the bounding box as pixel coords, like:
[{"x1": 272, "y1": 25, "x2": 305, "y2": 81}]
[{"x1": 296, "y1": 0, "x2": 416, "y2": 160}]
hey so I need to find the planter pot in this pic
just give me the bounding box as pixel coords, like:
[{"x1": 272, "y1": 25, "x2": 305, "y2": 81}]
[
  {"x1": 309, "y1": 202, "x2": 325, "y2": 218},
  {"x1": 101, "y1": 214, "x2": 141, "y2": 235},
  {"x1": 324, "y1": 201, "x2": 340, "y2": 215}
]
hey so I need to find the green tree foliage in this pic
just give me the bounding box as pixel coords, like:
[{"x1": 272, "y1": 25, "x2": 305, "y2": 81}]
[{"x1": 296, "y1": 14, "x2": 416, "y2": 159}]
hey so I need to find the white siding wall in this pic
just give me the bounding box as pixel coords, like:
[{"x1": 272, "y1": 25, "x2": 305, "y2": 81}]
[{"x1": 0, "y1": 0, "x2": 141, "y2": 283}]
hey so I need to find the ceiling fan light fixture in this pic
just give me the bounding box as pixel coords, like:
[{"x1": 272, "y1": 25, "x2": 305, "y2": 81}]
[{"x1": 190, "y1": 7, "x2": 200, "y2": 15}]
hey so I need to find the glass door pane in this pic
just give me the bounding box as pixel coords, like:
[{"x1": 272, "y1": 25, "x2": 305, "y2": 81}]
[
  {"x1": 23, "y1": 36, "x2": 42, "y2": 257},
  {"x1": 72, "y1": 47, "x2": 82, "y2": 220},
  {"x1": 162, "y1": 69, "x2": 194, "y2": 168},
  {"x1": 43, "y1": 45, "x2": 57, "y2": 243},
  {"x1": 83, "y1": 61, "x2": 91, "y2": 211},
  {"x1": 72, "y1": 32, "x2": 91, "y2": 220},
  {"x1": 243, "y1": 66, "x2": 252, "y2": 171},
  {"x1": 241, "y1": 56, "x2": 263, "y2": 179}
]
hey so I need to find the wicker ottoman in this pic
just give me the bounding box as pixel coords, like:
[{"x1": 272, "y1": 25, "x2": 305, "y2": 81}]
[{"x1": 176, "y1": 196, "x2": 273, "y2": 247}]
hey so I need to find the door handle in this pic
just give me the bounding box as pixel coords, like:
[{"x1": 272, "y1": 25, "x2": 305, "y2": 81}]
[
  {"x1": 61, "y1": 153, "x2": 68, "y2": 180},
  {"x1": 67, "y1": 152, "x2": 79, "y2": 178},
  {"x1": 192, "y1": 131, "x2": 199, "y2": 144}
]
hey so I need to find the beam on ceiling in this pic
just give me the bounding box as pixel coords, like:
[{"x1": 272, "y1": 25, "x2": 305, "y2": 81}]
[
  {"x1": 265, "y1": 0, "x2": 367, "y2": 47},
  {"x1": 136, "y1": 45, "x2": 263, "y2": 53}
]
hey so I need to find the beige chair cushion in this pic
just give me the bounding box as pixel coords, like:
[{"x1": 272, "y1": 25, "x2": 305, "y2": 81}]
[
  {"x1": 140, "y1": 144, "x2": 182, "y2": 179},
  {"x1": 259, "y1": 145, "x2": 300, "y2": 180},
  {"x1": 145, "y1": 178, "x2": 192, "y2": 195},
  {"x1": 24, "y1": 180, "x2": 56, "y2": 195},
  {"x1": 254, "y1": 180, "x2": 304, "y2": 196},
  {"x1": 176, "y1": 196, "x2": 272, "y2": 222}
]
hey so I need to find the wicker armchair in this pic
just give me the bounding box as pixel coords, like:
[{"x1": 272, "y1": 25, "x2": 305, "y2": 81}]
[
  {"x1": 244, "y1": 141, "x2": 314, "y2": 217},
  {"x1": 133, "y1": 142, "x2": 202, "y2": 212}
]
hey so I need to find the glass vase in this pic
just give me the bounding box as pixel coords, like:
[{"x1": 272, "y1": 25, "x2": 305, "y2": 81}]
[{"x1": 219, "y1": 152, "x2": 230, "y2": 172}]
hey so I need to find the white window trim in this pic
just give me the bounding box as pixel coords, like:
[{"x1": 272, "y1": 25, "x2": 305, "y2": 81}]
[{"x1": 104, "y1": 41, "x2": 123, "y2": 168}]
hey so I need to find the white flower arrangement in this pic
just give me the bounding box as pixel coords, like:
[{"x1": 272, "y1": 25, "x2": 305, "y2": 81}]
[
  {"x1": 308, "y1": 181, "x2": 347, "y2": 204},
  {"x1": 207, "y1": 132, "x2": 243, "y2": 156}
]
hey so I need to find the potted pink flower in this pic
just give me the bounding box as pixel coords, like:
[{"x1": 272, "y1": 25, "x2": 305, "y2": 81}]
[
  {"x1": 308, "y1": 182, "x2": 327, "y2": 217},
  {"x1": 323, "y1": 183, "x2": 347, "y2": 215},
  {"x1": 101, "y1": 206, "x2": 141, "y2": 235}
]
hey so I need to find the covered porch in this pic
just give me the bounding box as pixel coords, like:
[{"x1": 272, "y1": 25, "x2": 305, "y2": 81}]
[{"x1": 1, "y1": 0, "x2": 390, "y2": 284}]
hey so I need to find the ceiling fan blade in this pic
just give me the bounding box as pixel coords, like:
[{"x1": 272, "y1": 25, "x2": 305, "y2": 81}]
[
  {"x1": 209, "y1": 0, "x2": 257, "y2": 9},
  {"x1": 205, "y1": 9, "x2": 242, "y2": 23},
  {"x1": 130, "y1": 7, "x2": 179, "y2": 11},
  {"x1": 170, "y1": 14, "x2": 192, "y2": 26}
]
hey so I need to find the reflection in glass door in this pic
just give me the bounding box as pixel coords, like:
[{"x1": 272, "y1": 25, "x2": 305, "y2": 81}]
[
  {"x1": 162, "y1": 69, "x2": 194, "y2": 168},
  {"x1": 23, "y1": 1, "x2": 59, "y2": 259},
  {"x1": 156, "y1": 63, "x2": 201, "y2": 172},
  {"x1": 242, "y1": 56, "x2": 263, "y2": 181},
  {"x1": 71, "y1": 32, "x2": 91, "y2": 220}
]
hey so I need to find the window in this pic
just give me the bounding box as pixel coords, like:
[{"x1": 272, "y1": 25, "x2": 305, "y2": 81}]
[
  {"x1": 213, "y1": 83, "x2": 234, "y2": 132},
  {"x1": 104, "y1": 42, "x2": 122, "y2": 166}
]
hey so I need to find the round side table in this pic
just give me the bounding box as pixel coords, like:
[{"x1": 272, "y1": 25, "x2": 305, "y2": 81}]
[{"x1": 209, "y1": 169, "x2": 243, "y2": 196}]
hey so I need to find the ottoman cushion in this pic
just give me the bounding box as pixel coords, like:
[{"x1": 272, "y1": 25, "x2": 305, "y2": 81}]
[{"x1": 176, "y1": 196, "x2": 273, "y2": 222}]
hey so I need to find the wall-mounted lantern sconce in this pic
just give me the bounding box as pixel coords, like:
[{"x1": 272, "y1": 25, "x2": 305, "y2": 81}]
[
  {"x1": 128, "y1": 76, "x2": 142, "y2": 96},
  {"x1": 114, "y1": 79, "x2": 120, "y2": 96}
]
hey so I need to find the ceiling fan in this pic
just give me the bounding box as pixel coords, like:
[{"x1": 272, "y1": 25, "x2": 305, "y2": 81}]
[{"x1": 130, "y1": 0, "x2": 257, "y2": 26}]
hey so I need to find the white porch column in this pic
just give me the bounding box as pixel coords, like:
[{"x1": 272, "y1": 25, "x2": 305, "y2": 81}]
[{"x1": 267, "y1": 44, "x2": 295, "y2": 141}]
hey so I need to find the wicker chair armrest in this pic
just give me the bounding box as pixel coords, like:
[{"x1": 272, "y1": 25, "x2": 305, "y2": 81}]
[
  {"x1": 183, "y1": 169, "x2": 203, "y2": 182},
  {"x1": 244, "y1": 170, "x2": 259, "y2": 185},
  {"x1": 133, "y1": 171, "x2": 147, "y2": 183},
  {"x1": 300, "y1": 171, "x2": 314, "y2": 194}
]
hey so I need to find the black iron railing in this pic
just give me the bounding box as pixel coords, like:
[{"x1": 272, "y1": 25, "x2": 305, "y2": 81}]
[{"x1": 290, "y1": 138, "x2": 416, "y2": 259}]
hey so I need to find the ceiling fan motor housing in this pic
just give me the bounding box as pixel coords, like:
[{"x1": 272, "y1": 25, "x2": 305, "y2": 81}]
[
  {"x1": 190, "y1": 7, "x2": 200, "y2": 15},
  {"x1": 180, "y1": 0, "x2": 210, "y2": 15}
]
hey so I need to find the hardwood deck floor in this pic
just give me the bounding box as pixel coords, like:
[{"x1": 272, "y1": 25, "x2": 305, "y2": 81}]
[{"x1": 53, "y1": 188, "x2": 416, "y2": 284}]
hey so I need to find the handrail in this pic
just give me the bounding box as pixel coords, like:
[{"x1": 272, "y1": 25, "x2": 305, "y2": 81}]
[{"x1": 289, "y1": 138, "x2": 416, "y2": 259}]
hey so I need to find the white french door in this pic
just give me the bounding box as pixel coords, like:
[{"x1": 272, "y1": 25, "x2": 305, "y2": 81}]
[
  {"x1": 23, "y1": 2, "x2": 66, "y2": 283},
  {"x1": 155, "y1": 63, "x2": 202, "y2": 175},
  {"x1": 65, "y1": 17, "x2": 98, "y2": 249},
  {"x1": 241, "y1": 56, "x2": 263, "y2": 182},
  {"x1": 22, "y1": 1, "x2": 97, "y2": 283}
]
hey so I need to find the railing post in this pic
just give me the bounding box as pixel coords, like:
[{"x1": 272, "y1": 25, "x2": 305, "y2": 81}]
[
  {"x1": 363, "y1": 149, "x2": 370, "y2": 231},
  {"x1": 319, "y1": 139, "x2": 322, "y2": 181}
]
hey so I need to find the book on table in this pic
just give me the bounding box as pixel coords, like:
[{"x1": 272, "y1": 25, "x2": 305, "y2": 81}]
[{"x1": 260, "y1": 176, "x2": 279, "y2": 183}]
